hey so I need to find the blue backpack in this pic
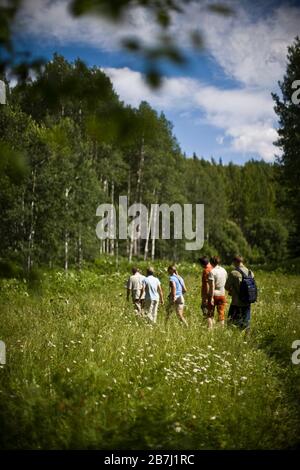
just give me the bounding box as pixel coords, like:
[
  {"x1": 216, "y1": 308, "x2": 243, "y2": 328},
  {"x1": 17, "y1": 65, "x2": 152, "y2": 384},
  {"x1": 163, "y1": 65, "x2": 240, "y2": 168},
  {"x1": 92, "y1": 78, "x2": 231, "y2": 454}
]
[{"x1": 236, "y1": 267, "x2": 258, "y2": 304}]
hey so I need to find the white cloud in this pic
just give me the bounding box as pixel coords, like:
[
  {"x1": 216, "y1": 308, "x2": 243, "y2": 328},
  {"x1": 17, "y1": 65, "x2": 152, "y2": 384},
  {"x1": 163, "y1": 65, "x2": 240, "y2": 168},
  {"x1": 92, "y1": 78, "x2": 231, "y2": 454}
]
[
  {"x1": 104, "y1": 67, "x2": 278, "y2": 161},
  {"x1": 14, "y1": 0, "x2": 158, "y2": 51},
  {"x1": 103, "y1": 67, "x2": 197, "y2": 109},
  {"x1": 230, "y1": 124, "x2": 278, "y2": 161},
  {"x1": 158, "y1": 1, "x2": 300, "y2": 89},
  {"x1": 199, "y1": 3, "x2": 300, "y2": 88},
  {"x1": 15, "y1": 0, "x2": 296, "y2": 161},
  {"x1": 193, "y1": 85, "x2": 279, "y2": 161},
  {"x1": 16, "y1": 1, "x2": 300, "y2": 90}
]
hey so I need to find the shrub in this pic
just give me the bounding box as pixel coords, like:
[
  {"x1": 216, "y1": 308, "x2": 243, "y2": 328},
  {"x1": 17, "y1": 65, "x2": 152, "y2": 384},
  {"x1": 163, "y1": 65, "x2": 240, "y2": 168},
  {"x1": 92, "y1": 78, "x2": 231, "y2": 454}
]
[
  {"x1": 211, "y1": 220, "x2": 251, "y2": 264},
  {"x1": 246, "y1": 219, "x2": 288, "y2": 262}
]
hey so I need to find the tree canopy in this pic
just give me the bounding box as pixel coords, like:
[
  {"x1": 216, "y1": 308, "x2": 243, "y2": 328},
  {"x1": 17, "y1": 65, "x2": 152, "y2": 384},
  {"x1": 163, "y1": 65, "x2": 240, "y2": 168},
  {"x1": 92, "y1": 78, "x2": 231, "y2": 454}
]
[
  {"x1": 0, "y1": 54, "x2": 287, "y2": 273},
  {"x1": 273, "y1": 37, "x2": 300, "y2": 256}
]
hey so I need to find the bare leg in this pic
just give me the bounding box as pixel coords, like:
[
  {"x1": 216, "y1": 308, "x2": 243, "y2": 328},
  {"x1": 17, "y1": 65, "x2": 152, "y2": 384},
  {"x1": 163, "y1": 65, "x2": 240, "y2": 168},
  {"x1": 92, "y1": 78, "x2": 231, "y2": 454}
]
[{"x1": 176, "y1": 305, "x2": 188, "y2": 327}]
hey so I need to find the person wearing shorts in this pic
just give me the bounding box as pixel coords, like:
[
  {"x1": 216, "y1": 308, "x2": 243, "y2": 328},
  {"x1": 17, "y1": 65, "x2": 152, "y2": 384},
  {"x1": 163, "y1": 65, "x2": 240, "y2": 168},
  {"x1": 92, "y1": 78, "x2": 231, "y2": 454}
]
[
  {"x1": 207, "y1": 256, "x2": 228, "y2": 328},
  {"x1": 166, "y1": 265, "x2": 188, "y2": 327}
]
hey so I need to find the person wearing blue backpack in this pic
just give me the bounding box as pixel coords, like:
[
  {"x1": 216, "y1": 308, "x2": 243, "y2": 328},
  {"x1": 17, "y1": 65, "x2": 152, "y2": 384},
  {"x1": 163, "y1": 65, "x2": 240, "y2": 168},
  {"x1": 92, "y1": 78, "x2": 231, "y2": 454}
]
[{"x1": 225, "y1": 255, "x2": 257, "y2": 332}]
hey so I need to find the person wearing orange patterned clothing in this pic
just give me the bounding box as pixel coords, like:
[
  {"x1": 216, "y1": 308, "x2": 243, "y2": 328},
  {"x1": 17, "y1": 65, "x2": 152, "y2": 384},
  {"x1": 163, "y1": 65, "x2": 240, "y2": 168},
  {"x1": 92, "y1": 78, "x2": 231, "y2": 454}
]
[
  {"x1": 199, "y1": 256, "x2": 213, "y2": 320},
  {"x1": 207, "y1": 256, "x2": 228, "y2": 329}
]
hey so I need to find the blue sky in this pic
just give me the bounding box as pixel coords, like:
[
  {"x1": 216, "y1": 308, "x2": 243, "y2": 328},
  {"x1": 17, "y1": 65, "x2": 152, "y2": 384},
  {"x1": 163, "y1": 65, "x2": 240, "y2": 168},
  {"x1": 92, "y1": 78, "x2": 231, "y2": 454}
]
[{"x1": 13, "y1": 0, "x2": 300, "y2": 163}]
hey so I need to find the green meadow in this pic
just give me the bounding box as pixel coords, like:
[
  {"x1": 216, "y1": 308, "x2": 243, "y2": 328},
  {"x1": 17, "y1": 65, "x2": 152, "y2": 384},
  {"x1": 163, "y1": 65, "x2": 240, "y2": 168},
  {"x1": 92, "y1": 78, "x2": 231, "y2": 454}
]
[{"x1": 0, "y1": 263, "x2": 300, "y2": 449}]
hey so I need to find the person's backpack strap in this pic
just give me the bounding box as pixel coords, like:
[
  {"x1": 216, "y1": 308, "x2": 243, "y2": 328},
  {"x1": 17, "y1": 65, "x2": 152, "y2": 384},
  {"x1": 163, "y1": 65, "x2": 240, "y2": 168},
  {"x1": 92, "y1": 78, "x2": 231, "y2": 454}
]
[
  {"x1": 236, "y1": 266, "x2": 251, "y2": 278},
  {"x1": 176, "y1": 274, "x2": 187, "y2": 293}
]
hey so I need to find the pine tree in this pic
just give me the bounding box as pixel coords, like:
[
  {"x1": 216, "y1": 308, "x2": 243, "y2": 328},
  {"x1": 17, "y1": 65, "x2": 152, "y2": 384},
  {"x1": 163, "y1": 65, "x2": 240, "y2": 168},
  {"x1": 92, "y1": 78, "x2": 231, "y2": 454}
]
[{"x1": 273, "y1": 37, "x2": 300, "y2": 255}]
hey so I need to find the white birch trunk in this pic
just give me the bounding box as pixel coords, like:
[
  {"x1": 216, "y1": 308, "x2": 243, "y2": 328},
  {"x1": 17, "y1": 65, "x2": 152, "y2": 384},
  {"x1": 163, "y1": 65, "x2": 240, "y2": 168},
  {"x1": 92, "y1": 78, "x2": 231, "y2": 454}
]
[
  {"x1": 64, "y1": 229, "x2": 69, "y2": 272},
  {"x1": 78, "y1": 227, "x2": 82, "y2": 270},
  {"x1": 129, "y1": 222, "x2": 134, "y2": 263},
  {"x1": 64, "y1": 187, "x2": 71, "y2": 272},
  {"x1": 127, "y1": 172, "x2": 133, "y2": 261},
  {"x1": 110, "y1": 181, "x2": 115, "y2": 255},
  {"x1": 144, "y1": 204, "x2": 154, "y2": 261},
  {"x1": 27, "y1": 169, "x2": 36, "y2": 272},
  {"x1": 115, "y1": 238, "x2": 119, "y2": 271},
  {"x1": 151, "y1": 203, "x2": 158, "y2": 261}
]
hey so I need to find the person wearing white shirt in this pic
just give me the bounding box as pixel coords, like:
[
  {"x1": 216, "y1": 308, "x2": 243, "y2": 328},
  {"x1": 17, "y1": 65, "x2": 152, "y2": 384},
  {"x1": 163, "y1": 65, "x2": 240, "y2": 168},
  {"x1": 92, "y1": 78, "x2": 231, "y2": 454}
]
[
  {"x1": 127, "y1": 267, "x2": 146, "y2": 315},
  {"x1": 139, "y1": 267, "x2": 164, "y2": 323},
  {"x1": 207, "y1": 256, "x2": 228, "y2": 329}
]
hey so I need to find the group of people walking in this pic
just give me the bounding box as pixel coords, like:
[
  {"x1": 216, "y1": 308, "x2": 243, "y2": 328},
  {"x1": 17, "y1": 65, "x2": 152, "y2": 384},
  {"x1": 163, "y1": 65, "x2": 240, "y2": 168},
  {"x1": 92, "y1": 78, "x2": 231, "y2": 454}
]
[
  {"x1": 199, "y1": 255, "x2": 256, "y2": 331},
  {"x1": 126, "y1": 255, "x2": 256, "y2": 331},
  {"x1": 126, "y1": 265, "x2": 188, "y2": 326}
]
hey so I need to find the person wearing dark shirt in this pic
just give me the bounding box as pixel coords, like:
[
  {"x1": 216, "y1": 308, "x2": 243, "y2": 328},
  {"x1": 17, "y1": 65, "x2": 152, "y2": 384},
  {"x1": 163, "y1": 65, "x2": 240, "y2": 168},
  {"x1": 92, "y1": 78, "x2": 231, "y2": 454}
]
[{"x1": 225, "y1": 255, "x2": 255, "y2": 332}]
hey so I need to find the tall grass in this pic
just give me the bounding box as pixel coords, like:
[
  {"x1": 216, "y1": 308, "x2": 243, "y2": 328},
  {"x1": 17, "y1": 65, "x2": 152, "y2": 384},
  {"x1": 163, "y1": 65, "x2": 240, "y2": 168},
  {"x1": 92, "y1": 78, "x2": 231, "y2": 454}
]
[{"x1": 0, "y1": 266, "x2": 300, "y2": 449}]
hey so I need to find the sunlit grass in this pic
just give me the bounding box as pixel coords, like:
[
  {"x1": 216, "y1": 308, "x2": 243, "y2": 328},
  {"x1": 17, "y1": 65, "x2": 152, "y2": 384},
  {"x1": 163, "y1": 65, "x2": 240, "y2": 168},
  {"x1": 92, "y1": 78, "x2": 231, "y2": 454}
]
[{"x1": 0, "y1": 266, "x2": 300, "y2": 449}]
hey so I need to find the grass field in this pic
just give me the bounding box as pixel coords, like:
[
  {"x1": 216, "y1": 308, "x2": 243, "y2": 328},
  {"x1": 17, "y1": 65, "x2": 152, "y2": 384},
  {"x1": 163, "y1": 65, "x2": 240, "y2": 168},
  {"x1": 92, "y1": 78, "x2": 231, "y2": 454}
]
[{"x1": 0, "y1": 262, "x2": 300, "y2": 449}]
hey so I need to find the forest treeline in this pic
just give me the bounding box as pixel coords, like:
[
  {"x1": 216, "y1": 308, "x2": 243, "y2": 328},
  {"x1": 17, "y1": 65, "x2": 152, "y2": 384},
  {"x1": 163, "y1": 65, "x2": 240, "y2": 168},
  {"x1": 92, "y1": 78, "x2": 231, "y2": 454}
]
[{"x1": 0, "y1": 54, "x2": 292, "y2": 273}]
